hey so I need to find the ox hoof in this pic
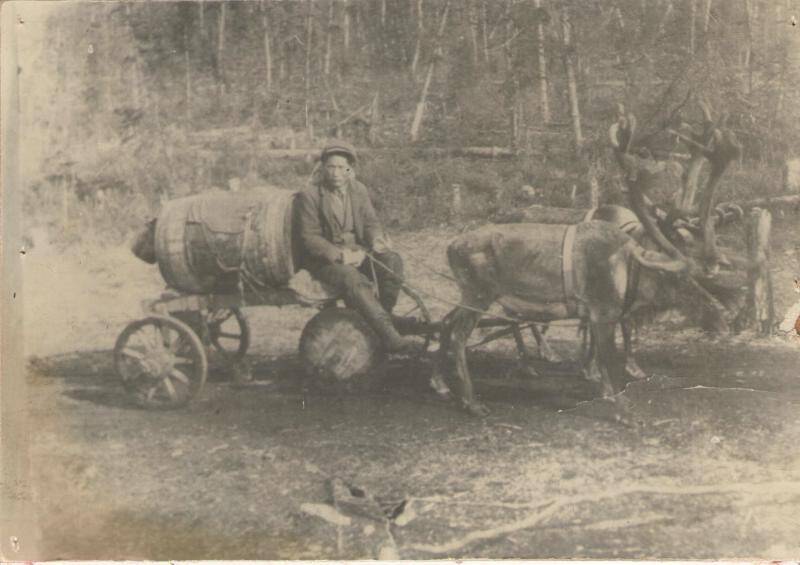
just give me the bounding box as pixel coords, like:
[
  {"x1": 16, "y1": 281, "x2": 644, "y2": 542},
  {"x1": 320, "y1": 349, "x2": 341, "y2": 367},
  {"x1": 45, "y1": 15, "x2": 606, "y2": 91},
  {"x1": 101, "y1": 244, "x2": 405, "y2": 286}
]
[
  {"x1": 542, "y1": 351, "x2": 563, "y2": 364},
  {"x1": 625, "y1": 360, "x2": 648, "y2": 380},
  {"x1": 517, "y1": 362, "x2": 540, "y2": 379},
  {"x1": 605, "y1": 393, "x2": 633, "y2": 411},
  {"x1": 429, "y1": 374, "x2": 452, "y2": 400},
  {"x1": 582, "y1": 365, "x2": 603, "y2": 384},
  {"x1": 463, "y1": 400, "x2": 490, "y2": 417}
]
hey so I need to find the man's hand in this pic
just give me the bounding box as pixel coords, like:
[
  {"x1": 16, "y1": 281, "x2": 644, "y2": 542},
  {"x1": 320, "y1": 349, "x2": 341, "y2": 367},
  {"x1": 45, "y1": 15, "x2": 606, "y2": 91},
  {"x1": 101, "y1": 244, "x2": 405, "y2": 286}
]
[
  {"x1": 372, "y1": 234, "x2": 392, "y2": 254},
  {"x1": 341, "y1": 248, "x2": 366, "y2": 266}
]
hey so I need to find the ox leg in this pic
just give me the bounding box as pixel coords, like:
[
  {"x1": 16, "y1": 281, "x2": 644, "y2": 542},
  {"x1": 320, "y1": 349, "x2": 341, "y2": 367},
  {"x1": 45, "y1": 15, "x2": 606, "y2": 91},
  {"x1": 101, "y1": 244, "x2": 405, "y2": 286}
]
[
  {"x1": 531, "y1": 324, "x2": 562, "y2": 363},
  {"x1": 621, "y1": 319, "x2": 647, "y2": 380},
  {"x1": 590, "y1": 321, "x2": 619, "y2": 399},
  {"x1": 451, "y1": 306, "x2": 489, "y2": 417},
  {"x1": 581, "y1": 321, "x2": 601, "y2": 382},
  {"x1": 430, "y1": 310, "x2": 455, "y2": 400},
  {"x1": 578, "y1": 320, "x2": 591, "y2": 365},
  {"x1": 512, "y1": 324, "x2": 540, "y2": 378}
]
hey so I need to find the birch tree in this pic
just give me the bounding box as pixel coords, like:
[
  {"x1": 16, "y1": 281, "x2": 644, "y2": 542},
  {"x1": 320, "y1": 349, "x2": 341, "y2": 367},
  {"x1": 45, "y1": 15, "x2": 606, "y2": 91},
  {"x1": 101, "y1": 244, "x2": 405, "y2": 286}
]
[
  {"x1": 410, "y1": 0, "x2": 450, "y2": 142},
  {"x1": 561, "y1": 4, "x2": 583, "y2": 150},
  {"x1": 261, "y1": 1, "x2": 273, "y2": 91},
  {"x1": 534, "y1": 0, "x2": 551, "y2": 123}
]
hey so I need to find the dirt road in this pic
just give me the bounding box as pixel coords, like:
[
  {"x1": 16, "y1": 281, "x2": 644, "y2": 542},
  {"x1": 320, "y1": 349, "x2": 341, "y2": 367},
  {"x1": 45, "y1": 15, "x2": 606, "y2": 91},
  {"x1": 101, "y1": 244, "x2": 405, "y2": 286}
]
[{"x1": 20, "y1": 224, "x2": 800, "y2": 560}]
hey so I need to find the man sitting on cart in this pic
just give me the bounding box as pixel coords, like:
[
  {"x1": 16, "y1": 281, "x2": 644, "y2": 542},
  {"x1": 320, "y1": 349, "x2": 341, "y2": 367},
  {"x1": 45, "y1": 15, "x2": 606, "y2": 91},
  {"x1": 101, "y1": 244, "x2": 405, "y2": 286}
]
[{"x1": 296, "y1": 140, "x2": 417, "y2": 353}]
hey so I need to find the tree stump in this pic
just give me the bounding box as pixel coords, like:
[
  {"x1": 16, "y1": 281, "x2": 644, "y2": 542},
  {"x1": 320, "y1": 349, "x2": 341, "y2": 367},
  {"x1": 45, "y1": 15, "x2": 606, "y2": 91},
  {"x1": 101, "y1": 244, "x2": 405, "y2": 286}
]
[
  {"x1": 745, "y1": 207, "x2": 774, "y2": 335},
  {"x1": 299, "y1": 307, "x2": 385, "y2": 388}
]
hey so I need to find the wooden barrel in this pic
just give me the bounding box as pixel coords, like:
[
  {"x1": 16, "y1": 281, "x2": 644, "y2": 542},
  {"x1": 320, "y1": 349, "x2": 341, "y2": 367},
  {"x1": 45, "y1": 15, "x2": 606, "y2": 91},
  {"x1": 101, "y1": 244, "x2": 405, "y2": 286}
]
[
  {"x1": 155, "y1": 188, "x2": 297, "y2": 294},
  {"x1": 299, "y1": 308, "x2": 385, "y2": 387},
  {"x1": 243, "y1": 189, "x2": 296, "y2": 289},
  {"x1": 156, "y1": 196, "x2": 210, "y2": 293}
]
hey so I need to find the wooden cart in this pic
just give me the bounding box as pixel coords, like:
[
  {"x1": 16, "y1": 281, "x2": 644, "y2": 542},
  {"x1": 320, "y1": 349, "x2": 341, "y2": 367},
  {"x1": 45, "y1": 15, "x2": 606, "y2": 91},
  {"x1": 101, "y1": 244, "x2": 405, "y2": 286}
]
[{"x1": 113, "y1": 281, "x2": 435, "y2": 409}]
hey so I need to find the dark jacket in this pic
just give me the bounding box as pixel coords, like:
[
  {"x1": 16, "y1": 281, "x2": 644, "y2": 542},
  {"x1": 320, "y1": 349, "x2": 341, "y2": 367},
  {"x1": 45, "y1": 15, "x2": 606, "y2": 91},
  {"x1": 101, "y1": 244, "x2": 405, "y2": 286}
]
[{"x1": 296, "y1": 180, "x2": 383, "y2": 271}]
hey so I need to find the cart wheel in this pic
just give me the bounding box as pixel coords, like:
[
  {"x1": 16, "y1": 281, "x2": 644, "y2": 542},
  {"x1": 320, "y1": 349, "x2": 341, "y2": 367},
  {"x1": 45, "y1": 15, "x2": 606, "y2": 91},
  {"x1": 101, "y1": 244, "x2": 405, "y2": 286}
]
[
  {"x1": 114, "y1": 315, "x2": 208, "y2": 408},
  {"x1": 207, "y1": 307, "x2": 250, "y2": 360}
]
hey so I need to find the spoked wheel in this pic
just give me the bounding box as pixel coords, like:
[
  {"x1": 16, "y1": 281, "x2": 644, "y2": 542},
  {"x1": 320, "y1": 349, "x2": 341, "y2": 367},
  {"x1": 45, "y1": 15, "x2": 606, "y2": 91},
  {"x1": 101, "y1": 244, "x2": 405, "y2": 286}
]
[
  {"x1": 399, "y1": 284, "x2": 434, "y2": 351},
  {"x1": 114, "y1": 315, "x2": 208, "y2": 408},
  {"x1": 207, "y1": 307, "x2": 250, "y2": 361}
]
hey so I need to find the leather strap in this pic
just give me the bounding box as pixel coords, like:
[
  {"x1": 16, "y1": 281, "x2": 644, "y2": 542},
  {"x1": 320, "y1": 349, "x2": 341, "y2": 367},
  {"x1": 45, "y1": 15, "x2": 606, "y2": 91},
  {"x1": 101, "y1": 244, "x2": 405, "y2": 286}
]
[
  {"x1": 562, "y1": 224, "x2": 578, "y2": 317},
  {"x1": 582, "y1": 207, "x2": 598, "y2": 223}
]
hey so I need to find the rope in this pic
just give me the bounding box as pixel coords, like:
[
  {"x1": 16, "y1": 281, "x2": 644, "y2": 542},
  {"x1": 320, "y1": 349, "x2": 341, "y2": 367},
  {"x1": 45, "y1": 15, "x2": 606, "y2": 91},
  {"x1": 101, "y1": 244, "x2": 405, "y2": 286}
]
[
  {"x1": 368, "y1": 254, "x2": 381, "y2": 300},
  {"x1": 388, "y1": 239, "x2": 460, "y2": 283},
  {"x1": 363, "y1": 249, "x2": 581, "y2": 327}
]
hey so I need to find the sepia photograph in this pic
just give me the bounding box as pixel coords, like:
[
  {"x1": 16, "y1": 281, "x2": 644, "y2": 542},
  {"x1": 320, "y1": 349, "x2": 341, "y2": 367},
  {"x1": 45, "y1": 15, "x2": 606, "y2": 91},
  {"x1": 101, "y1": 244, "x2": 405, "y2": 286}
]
[{"x1": 2, "y1": 0, "x2": 800, "y2": 560}]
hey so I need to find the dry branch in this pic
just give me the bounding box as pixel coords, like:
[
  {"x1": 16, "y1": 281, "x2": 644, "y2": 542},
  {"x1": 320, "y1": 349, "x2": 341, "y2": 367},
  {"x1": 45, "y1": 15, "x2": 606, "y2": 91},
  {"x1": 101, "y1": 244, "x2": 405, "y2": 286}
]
[
  {"x1": 410, "y1": 480, "x2": 800, "y2": 555},
  {"x1": 721, "y1": 194, "x2": 800, "y2": 211}
]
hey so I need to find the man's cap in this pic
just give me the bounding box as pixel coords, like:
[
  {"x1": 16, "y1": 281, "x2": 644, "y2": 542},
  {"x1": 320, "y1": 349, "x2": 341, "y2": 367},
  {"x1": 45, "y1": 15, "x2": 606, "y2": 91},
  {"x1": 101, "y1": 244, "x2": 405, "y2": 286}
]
[{"x1": 320, "y1": 140, "x2": 357, "y2": 164}]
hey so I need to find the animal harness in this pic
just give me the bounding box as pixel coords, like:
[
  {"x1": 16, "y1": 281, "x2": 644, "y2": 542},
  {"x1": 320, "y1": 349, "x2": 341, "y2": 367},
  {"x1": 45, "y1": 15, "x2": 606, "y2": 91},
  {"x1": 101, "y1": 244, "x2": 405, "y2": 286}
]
[
  {"x1": 582, "y1": 207, "x2": 640, "y2": 235},
  {"x1": 561, "y1": 217, "x2": 641, "y2": 319},
  {"x1": 561, "y1": 224, "x2": 580, "y2": 318}
]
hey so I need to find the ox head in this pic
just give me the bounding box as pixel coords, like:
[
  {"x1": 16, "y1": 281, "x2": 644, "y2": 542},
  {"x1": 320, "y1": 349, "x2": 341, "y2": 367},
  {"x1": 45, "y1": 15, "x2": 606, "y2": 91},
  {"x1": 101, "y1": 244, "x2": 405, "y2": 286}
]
[{"x1": 609, "y1": 98, "x2": 746, "y2": 332}]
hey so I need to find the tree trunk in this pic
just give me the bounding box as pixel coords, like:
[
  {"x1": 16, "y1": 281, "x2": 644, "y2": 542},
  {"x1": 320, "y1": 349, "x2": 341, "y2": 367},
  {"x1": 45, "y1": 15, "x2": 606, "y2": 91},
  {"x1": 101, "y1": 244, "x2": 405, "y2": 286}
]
[
  {"x1": 561, "y1": 6, "x2": 583, "y2": 150},
  {"x1": 132, "y1": 53, "x2": 142, "y2": 109},
  {"x1": 481, "y1": 0, "x2": 489, "y2": 65},
  {"x1": 503, "y1": 17, "x2": 513, "y2": 75},
  {"x1": 469, "y1": 0, "x2": 480, "y2": 67},
  {"x1": 279, "y1": 40, "x2": 287, "y2": 84},
  {"x1": 261, "y1": 1, "x2": 272, "y2": 90},
  {"x1": 411, "y1": 60, "x2": 436, "y2": 142},
  {"x1": 688, "y1": 0, "x2": 696, "y2": 55},
  {"x1": 324, "y1": 0, "x2": 334, "y2": 76},
  {"x1": 184, "y1": 29, "x2": 192, "y2": 125},
  {"x1": 505, "y1": 17, "x2": 518, "y2": 146},
  {"x1": 614, "y1": 2, "x2": 625, "y2": 29},
  {"x1": 745, "y1": 208, "x2": 774, "y2": 335},
  {"x1": 410, "y1": 1, "x2": 450, "y2": 142},
  {"x1": 369, "y1": 90, "x2": 381, "y2": 143},
  {"x1": 589, "y1": 163, "x2": 600, "y2": 208},
  {"x1": 343, "y1": 0, "x2": 350, "y2": 52},
  {"x1": 304, "y1": 4, "x2": 314, "y2": 138},
  {"x1": 217, "y1": 2, "x2": 227, "y2": 97},
  {"x1": 354, "y1": 3, "x2": 364, "y2": 49},
  {"x1": 410, "y1": 0, "x2": 424, "y2": 76},
  {"x1": 703, "y1": 0, "x2": 712, "y2": 34},
  {"x1": 743, "y1": 0, "x2": 753, "y2": 93},
  {"x1": 534, "y1": 0, "x2": 551, "y2": 123},
  {"x1": 199, "y1": 1, "x2": 205, "y2": 34},
  {"x1": 657, "y1": 0, "x2": 674, "y2": 37}
]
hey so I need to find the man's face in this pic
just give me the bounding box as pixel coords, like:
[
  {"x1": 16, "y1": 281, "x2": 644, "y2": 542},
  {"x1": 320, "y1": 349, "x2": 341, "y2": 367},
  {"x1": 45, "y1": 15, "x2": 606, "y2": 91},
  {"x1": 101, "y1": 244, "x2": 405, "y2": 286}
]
[{"x1": 323, "y1": 154, "x2": 352, "y2": 190}]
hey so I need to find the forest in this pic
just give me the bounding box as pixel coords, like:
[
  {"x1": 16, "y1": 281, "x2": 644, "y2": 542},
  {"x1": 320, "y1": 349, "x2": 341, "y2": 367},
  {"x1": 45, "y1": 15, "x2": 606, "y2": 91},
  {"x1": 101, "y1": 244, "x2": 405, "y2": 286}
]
[{"x1": 17, "y1": 0, "x2": 800, "y2": 245}]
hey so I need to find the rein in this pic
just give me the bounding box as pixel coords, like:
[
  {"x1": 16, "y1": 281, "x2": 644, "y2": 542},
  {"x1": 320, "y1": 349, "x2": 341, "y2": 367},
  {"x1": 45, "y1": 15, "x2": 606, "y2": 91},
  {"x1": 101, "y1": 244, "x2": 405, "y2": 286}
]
[{"x1": 363, "y1": 249, "x2": 581, "y2": 327}]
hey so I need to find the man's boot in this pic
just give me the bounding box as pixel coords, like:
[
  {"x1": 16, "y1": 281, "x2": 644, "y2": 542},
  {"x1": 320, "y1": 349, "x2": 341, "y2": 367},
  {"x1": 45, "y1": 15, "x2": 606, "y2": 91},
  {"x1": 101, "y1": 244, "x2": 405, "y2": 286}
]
[{"x1": 347, "y1": 284, "x2": 417, "y2": 353}]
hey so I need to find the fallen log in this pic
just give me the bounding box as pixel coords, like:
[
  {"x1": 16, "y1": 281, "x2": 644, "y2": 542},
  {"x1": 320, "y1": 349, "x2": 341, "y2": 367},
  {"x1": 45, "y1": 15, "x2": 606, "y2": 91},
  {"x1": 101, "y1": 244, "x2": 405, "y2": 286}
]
[
  {"x1": 719, "y1": 194, "x2": 800, "y2": 212},
  {"x1": 411, "y1": 146, "x2": 518, "y2": 159},
  {"x1": 187, "y1": 144, "x2": 521, "y2": 161}
]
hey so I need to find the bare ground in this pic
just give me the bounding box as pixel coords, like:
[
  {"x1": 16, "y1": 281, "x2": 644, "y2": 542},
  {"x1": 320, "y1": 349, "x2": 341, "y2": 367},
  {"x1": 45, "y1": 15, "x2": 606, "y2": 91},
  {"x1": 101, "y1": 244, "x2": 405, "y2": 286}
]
[{"x1": 20, "y1": 221, "x2": 800, "y2": 560}]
